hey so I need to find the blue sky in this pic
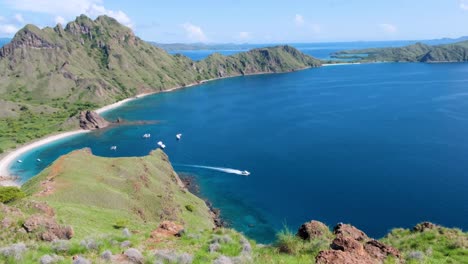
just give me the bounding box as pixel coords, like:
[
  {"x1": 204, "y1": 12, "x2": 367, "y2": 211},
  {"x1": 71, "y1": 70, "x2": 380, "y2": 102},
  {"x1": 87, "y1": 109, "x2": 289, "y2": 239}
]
[{"x1": 0, "y1": 0, "x2": 467, "y2": 43}]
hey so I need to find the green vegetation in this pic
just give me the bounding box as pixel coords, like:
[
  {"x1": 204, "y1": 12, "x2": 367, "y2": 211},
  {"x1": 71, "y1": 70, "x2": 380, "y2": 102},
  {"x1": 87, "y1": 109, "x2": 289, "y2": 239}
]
[
  {"x1": 0, "y1": 186, "x2": 25, "y2": 203},
  {"x1": 333, "y1": 41, "x2": 468, "y2": 62},
  {"x1": 0, "y1": 15, "x2": 321, "y2": 151}
]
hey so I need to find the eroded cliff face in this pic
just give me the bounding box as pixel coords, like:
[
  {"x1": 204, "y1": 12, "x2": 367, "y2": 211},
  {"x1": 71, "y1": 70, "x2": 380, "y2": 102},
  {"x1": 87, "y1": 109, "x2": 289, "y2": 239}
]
[{"x1": 78, "y1": 110, "x2": 109, "y2": 130}]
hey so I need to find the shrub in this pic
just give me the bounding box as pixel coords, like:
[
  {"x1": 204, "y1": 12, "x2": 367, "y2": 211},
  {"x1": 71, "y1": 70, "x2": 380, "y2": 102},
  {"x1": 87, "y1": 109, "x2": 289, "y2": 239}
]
[
  {"x1": 0, "y1": 243, "x2": 27, "y2": 260},
  {"x1": 185, "y1": 204, "x2": 195, "y2": 212},
  {"x1": 0, "y1": 148, "x2": 3, "y2": 154},
  {"x1": 113, "y1": 219, "x2": 129, "y2": 229},
  {"x1": 276, "y1": 227, "x2": 303, "y2": 254},
  {"x1": 0, "y1": 186, "x2": 25, "y2": 203}
]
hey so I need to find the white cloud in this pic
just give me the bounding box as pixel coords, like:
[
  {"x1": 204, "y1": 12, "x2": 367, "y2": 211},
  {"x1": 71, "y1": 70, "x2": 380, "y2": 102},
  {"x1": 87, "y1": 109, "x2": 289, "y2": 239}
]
[
  {"x1": 460, "y1": 0, "x2": 468, "y2": 10},
  {"x1": 0, "y1": 24, "x2": 19, "y2": 35},
  {"x1": 238, "y1": 31, "x2": 250, "y2": 41},
  {"x1": 55, "y1": 16, "x2": 66, "y2": 25},
  {"x1": 182, "y1": 23, "x2": 207, "y2": 42},
  {"x1": 4, "y1": 0, "x2": 133, "y2": 28},
  {"x1": 294, "y1": 14, "x2": 305, "y2": 26},
  {"x1": 379, "y1": 23, "x2": 397, "y2": 34},
  {"x1": 14, "y1": 14, "x2": 24, "y2": 23}
]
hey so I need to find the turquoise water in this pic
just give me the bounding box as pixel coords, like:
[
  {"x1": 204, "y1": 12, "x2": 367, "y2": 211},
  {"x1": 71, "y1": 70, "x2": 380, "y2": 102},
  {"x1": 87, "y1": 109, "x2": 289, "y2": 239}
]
[{"x1": 10, "y1": 63, "x2": 468, "y2": 242}]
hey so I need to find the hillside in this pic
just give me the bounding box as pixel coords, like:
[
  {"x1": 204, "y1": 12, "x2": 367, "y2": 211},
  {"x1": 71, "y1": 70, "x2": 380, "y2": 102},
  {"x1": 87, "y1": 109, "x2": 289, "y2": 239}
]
[
  {"x1": 0, "y1": 150, "x2": 466, "y2": 263},
  {"x1": 0, "y1": 15, "x2": 321, "y2": 152},
  {"x1": 332, "y1": 41, "x2": 468, "y2": 62}
]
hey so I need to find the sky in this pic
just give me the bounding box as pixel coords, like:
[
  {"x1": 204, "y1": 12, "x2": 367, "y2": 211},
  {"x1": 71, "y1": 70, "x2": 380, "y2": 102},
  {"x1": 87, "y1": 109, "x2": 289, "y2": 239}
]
[{"x1": 0, "y1": 0, "x2": 467, "y2": 43}]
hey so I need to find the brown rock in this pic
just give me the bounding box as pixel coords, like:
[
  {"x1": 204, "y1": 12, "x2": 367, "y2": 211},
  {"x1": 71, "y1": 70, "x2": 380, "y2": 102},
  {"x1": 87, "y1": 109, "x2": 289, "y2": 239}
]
[
  {"x1": 316, "y1": 250, "x2": 376, "y2": 264},
  {"x1": 334, "y1": 223, "x2": 369, "y2": 241},
  {"x1": 331, "y1": 236, "x2": 366, "y2": 255},
  {"x1": 413, "y1": 222, "x2": 437, "y2": 232},
  {"x1": 23, "y1": 215, "x2": 74, "y2": 241},
  {"x1": 297, "y1": 220, "x2": 330, "y2": 240},
  {"x1": 79, "y1": 110, "x2": 109, "y2": 130},
  {"x1": 150, "y1": 221, "x2": 184, "y2": 241},
  {"x1": 364, "y1": 240, "x2": 401, "y2": 261}
]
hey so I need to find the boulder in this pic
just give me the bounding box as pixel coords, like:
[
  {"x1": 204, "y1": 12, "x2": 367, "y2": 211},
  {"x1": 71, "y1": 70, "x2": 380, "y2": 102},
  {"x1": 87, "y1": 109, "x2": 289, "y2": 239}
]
[
  {"x1": 364, "y1": 240, "x2": 401, "y2": 261},
  {"x1": 150, "y1": 221, "x2": 184, "y2": 240},
  {"x1": 23, "y1": 215, "x2": 74, "y2": 241},
  {"x1": 316, "y1": 250, "x2": 376, "y2": 264},
  {"x1": 331, "y1": 236, "x2": 365, "y2": 255},
  {"x1": 413, "y1": 222, "x2": 437, "y2": 232},
  {"x1": 297, "y1": 220, "x2": 330, "y2": 240},
  {"x1": 79, "y1": 110, "x2": 109, "y2": 130},
  {"x1": 333, "y1": 223, "x2": 369, "y2": 241}
]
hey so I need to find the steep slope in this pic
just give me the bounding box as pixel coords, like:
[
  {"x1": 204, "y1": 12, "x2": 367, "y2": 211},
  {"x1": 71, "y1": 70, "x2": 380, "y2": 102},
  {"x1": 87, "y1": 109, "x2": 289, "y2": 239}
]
[
  {"x1": 20, "y1": 148, "x2": 214, "y2": 236},
  {"x1": 333, "y1": 41, "x2": 468, "y2": 62}
]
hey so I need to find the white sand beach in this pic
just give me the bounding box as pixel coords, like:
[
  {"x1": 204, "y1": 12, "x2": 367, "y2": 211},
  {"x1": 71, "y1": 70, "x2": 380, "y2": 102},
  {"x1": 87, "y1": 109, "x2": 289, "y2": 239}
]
[{"x1": 0, "y1": 130, "x2": 90, "y2": 185}]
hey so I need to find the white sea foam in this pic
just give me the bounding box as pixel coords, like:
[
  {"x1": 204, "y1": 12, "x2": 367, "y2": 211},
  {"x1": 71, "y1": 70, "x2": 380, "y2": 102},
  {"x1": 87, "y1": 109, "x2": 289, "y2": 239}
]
[{"x1": 177, "y1": 165, "x2": 247, "y2": 175}]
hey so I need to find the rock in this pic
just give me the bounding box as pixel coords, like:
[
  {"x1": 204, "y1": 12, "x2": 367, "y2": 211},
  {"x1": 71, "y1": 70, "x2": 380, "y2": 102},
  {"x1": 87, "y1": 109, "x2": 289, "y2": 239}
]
[
  {"x1": 100, "y1": 250, "x2": 113, "y2": 260},
  {"x1": 364, "y1": 240, "x2": 401, "y2": 261},
  {"x1": 150, "y1": 221, "x2": 184, "y2": 240},
  {"x1": 333, "y1": 223, "x2": 368, "y2": 241},
  {"x1": 316, "y1": 250, "x2": 375, "y2": 264},
  {"x1": 23, "y1": 215, "x2": 74, "y2": 241},
  {"x1": 297, "y1": 220, "x2": 330, "y2": 240},
  {"x1": 413, "y1": 222, "x2": 437, "y2": 232},
  {"x1": 330, "y1": 236, "x2": 365, "y2": 255},
  {"x1": 79, "y1": 110, "x2": 109, "y2": 130},
  {"x1": 124, "y1": 248, "x2": 144, "y2": 264}
]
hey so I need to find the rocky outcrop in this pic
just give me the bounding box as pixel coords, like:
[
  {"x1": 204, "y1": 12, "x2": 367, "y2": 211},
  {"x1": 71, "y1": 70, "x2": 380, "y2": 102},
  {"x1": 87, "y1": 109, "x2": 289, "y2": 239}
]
[
  {"x1": 23, "y1": 215, "x2": 74, "y2": 242},
  {"x1": 296, "y1": 220, "x2": 402, "y2": 264},
  {"x1": 297, "y1": 220, "x2": 331, "y2": 240},
  {"x1": 149, "y1": 221, "x2": 184, "y2": 242},
  {"x1": 79, "y1": 111, "x2": 109, "y2": 130}
]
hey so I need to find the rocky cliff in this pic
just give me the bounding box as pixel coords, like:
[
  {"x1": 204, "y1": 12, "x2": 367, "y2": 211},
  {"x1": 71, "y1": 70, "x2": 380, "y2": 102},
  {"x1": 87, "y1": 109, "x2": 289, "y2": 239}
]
[{"x1": 78, "y1": 110, "x2": 109, "y2": 130}]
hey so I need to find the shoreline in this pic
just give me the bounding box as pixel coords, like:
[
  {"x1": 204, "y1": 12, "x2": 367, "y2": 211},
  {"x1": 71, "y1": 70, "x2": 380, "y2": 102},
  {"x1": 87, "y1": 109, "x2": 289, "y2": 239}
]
[
  {"x1": 0, "y1": 130, "x2": 90, "y2": 185},
  {"x1": 0, "y1": 64, "x2": 329, "y2": 186}
]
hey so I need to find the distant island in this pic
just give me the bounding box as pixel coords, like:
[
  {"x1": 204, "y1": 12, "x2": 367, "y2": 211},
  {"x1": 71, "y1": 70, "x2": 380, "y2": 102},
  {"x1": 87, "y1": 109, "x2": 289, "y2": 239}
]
[{"x1": 332, "y1": 40, "x2": 468, "y2": 63}]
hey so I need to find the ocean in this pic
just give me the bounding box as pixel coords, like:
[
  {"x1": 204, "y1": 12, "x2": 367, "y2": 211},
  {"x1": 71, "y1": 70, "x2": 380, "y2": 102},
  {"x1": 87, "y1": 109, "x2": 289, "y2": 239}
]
[{"x1": 9, "y1": 44, "x2": 468, "y2": 243}]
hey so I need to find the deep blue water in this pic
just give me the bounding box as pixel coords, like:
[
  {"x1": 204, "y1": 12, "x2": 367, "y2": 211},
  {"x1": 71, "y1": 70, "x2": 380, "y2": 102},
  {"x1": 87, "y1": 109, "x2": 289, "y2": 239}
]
[{"x1": 9, "y1": 62, "x2": 468, "y2": 243}]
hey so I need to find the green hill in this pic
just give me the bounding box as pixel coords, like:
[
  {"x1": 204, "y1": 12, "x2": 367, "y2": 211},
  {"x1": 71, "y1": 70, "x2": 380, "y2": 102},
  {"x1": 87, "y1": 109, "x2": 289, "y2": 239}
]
[
  {"x1": 0, "y1": 150, "x2": 466, "y2": 263},
  {"x1": 333, "y1": 41, "x2": 468, "y2": 63},
  {"x1": 0, "y1": 15, "x2": 321, "y2": 151}
]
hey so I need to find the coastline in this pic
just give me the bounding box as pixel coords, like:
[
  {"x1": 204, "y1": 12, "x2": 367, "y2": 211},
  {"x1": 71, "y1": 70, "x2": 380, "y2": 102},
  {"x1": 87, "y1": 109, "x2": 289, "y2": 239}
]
[
  {"x1": 0, "y1": 130, "x2": 90, "y2": 185},
  {"x1": 0, "y1": 65, "x2": 321, "y2": 186}
]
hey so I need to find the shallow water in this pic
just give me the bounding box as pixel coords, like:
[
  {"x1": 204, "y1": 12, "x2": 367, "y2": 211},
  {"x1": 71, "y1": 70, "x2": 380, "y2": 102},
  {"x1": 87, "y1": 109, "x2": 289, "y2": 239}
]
[{"x1": 10, "y1": 62, "x2": 468, "y2": 243}]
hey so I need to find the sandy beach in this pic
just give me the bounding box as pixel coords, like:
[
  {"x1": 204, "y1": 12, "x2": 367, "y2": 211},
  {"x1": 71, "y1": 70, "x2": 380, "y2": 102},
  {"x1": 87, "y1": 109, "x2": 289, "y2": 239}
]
[{"x1": 0, "y1": 130, "x2": 90, "y2": 185}]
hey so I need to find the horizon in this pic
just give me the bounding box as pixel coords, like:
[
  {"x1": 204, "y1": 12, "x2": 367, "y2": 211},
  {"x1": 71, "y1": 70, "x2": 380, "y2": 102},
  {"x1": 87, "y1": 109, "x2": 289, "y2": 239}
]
[{"x1": 0, "y1": 1, "x2": 468, "y2": 43}]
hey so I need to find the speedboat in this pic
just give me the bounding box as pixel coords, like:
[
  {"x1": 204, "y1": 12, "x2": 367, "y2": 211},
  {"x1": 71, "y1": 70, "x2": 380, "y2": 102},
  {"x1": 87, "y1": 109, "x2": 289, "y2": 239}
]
[
  {"x1": 160, "y1": 144, "x2": 166, "y2": 149},
  {"x1": 240, "y1": 170, "x2": 250, "y2": 176},
  {"x1": 110, "y1": 146, "x2": 117, "y2": 150},
  {"x1": 143, "y1": 133, "x2": 151, "y2": 138},
  {"x1": 17, "y1": 160, "x2": 23, "y2": 163},
  {"x1": 176, "y1": 133, "x2": 182, "y2": 140},
  {"x1": 36, "y1": 158, "x2": 41, "y2": 162}
]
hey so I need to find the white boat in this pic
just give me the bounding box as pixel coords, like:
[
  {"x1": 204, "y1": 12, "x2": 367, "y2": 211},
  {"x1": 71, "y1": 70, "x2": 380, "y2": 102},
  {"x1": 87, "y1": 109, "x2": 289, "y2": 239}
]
[
  {"x1": 36, "y1": 158, "x2": 41, "y2": 162},
  {"x1": 110, "y1": 146, "x2": 117, "y2": 150},
  {"x1": 241, "y1": 170, "x2": 250, "y2": 176},
  {"x1": 143, "y1": 133, "x2": 151, "y2": 138},
  {"x1": 160, "y1": 144, "x2": 166, "y2": 149},
  {"x1": 157, "y1": 141, "x2": 163, "y2": 146},
  {"x1": 17, "y1": 160, "x2": 23, "y2": 163},
  {"x1": 176, "y1": 133, "x2": 182, "y2": 140}
]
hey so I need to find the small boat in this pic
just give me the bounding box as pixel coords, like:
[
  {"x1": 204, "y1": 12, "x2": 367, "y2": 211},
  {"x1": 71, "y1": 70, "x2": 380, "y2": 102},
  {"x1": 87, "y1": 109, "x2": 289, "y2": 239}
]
[
  {"x1": 176, "y1": 133, "x2": 182, "y2": 140},
  {"x1": 241, "y1": 170, "x2": 250, "y2": 176},
  {"x1": 160, "y1": 144, "x2": 166, "y2": 149},
  {"x1": 110, "y1": 146, "x2": 117, "y2": 150},
  {"x1": 157, "y1": 141, "x2": 163, "y2": 146},
  {"x1": 142, "y1": 133, "x2": 151, "y2": 138},
  {"x1": 36, "y1": 158, "x2": 41, "y2": 162},
  {"x1": 17, "y1": 160, "x2": 23, "y2": 163}
]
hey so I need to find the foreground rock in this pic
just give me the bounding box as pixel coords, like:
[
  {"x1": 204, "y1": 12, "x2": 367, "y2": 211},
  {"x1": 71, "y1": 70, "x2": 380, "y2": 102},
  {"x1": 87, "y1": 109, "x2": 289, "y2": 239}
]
[
  {"x1": 79, "y1": 110, "x2": 109, "y2": 130},
  {"x1": 296, "y1": 220, "x2": 402, "y2": 264}
]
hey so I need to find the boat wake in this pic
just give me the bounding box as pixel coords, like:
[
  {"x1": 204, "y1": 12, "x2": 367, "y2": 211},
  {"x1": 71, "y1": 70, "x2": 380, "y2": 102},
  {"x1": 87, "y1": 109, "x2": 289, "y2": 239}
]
[{"x1": 176, "y1": 164, "x2": 250, "y2": 176}]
